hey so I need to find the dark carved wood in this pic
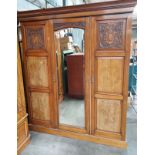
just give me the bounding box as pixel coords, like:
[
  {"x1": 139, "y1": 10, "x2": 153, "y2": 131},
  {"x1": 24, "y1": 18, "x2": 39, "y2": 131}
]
[
  {"x1": 54, "y1": 22, "x2": 86, "y2": 31},
  {"x1": 26, "y1": 27, "x2": 45, "y2": 50},
  {"x1": 98, "y1": 21, "x2": 125, "y2": 49}
]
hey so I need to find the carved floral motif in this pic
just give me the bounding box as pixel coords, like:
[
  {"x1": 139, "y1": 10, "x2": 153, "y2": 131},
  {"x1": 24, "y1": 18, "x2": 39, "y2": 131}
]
[
  {"x1": 98, "y1": 21, "x2": 124, "y2": 49},
  {"x1": 26, "y1": 27, "x2": 45, "y2": 49}
]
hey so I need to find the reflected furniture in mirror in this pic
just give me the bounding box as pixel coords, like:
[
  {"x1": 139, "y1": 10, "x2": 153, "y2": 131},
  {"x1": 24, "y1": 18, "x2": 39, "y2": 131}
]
[
  {"x1": 67, "y1": 53, "x2": 84, "y2": 98},
  {"x1": 17, "y1": 0, "x2": 136, "y2": 148},
  {"x1": 54, "y1": 27, "x2": 85, "y2": 129}
]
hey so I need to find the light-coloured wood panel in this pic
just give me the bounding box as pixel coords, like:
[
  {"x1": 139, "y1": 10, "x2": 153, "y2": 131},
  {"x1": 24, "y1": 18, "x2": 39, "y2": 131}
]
[
  {"x1": 97, "y1": 99, "x2": 121, "y2": 132},
  {"x1": 31, "y1": 92, "x2": 50, "y2": 120},
  {"x1": 27, "y1": 57, "x2": 48, "y2": 87},
  {"x1": 17, "y1": 40, "x2": 30, "y2": 154},
  {"x1": 17, "y1": 119, "x2": 29, "y2": 147},
  {"x1": 17, "y1": 43, "x2": 26, "y2": 121},
  {"x1": 96, "y1": 57, "x2": 124, "y2": 94},
  {"x1": 17, "y1": 68, "x2": 26, "y2": 121}
]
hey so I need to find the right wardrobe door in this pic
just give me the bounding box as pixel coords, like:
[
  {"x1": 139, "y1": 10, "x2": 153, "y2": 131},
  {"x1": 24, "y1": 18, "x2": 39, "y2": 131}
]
[{"x1": 91, "y1": 14, "x2": 132, "y2": 141}]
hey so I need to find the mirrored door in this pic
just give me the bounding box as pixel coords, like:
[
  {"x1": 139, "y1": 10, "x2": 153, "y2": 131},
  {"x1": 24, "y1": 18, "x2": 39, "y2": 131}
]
[{"x1": 53, "y1": 18, "x2": 90, "y2": 133}]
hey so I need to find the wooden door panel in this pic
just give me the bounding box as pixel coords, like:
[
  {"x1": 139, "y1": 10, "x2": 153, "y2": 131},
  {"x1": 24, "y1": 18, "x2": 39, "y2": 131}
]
[
  {"x1": 96, "y1": 99, "x2": 121, "y2": 133},
  {"x1": 27, "y1": 56, "x2": 48, "y2": 87},
  {"x1": 22, "y1": 20, "x2": 55, "y2": 127},
  {"x1": 95, "y1": 57, "x2": 124, "y2": 94},
  {"x1": 91, "y1": 15, "x2": 132, "y2": 140},
  {"x1": 25, "y1": 26, "x2": 47, "y2": 52},
  {"x1": 30, "y1": 92, "x2": 50, "y2": 121},
  {"x1": 96, "y1": 19, "x2": 126, "y2": 51}
]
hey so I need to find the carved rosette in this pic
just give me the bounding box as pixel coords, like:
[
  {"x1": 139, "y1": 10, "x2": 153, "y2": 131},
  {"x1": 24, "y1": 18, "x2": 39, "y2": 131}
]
[
  {"x1": 98, "y1": 21, "x2": 124, "y2": 49},
  {"x1": 26, "y1": 27, "x2": 45, "y2": 49}
]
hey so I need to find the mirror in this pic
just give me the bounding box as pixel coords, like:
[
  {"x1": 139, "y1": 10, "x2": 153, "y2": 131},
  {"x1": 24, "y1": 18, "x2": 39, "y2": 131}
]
[{"x1": 54, "y1": 28, "x2": 85, "y2": 128}]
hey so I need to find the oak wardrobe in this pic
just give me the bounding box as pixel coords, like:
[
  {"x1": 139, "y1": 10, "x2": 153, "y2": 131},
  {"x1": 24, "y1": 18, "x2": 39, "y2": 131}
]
[
  {"x1": 17, "y1": 40, "x2": 30, "y2": 154},
  {"x1": 17, "y1": 0, "x2": 136, "y2": 148}
]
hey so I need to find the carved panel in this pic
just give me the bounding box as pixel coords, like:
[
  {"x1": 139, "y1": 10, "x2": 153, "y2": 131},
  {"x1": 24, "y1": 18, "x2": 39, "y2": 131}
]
[
  {"x1": 27, "y1": 57, "x2": 48, "y2": 87},
  {"x1": 30, "y1": 92, "x2": 50, "y2": 121},
  {"x1": 26, "y1": 27, "x2": 45, "y2": 49},
  {"x1": 97, "y1": 99, "x2": 121, "y2": 133},
  {"x1": 95, "y1": 57, "x2": 124, "y2": 94},
  {"x1": 54, "y1": 22, "x2": 86, "y2": 31},
  {"x1": 97, "y1": 20, "x2": 125, "y2": 49}
]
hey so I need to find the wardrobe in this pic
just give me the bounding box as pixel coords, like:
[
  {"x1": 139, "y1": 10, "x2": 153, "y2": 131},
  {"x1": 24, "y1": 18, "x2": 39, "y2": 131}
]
[
  {"x1": 17, "y1": 0, "x2": 136, "y2": 148},
  {"x1": 17, "y1": 40, "x2": 30, "y2": 154}
]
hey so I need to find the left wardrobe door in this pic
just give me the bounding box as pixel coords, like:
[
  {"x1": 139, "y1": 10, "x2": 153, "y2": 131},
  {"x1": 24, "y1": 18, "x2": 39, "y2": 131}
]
[{"x1": 21, "y1": 20, "x2": 56, "y2": 128}]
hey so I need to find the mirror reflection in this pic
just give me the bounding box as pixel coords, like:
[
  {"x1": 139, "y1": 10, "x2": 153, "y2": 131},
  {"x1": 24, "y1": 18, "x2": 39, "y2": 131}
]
[{"x1": 54, "y1": 28, "x2": 85, "y2": 128}]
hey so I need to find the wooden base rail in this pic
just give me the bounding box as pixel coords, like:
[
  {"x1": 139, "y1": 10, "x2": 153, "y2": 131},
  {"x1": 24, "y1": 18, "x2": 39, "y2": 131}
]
[{"x1": 29, "y1": 125, "x2": 127, "y2": 148}]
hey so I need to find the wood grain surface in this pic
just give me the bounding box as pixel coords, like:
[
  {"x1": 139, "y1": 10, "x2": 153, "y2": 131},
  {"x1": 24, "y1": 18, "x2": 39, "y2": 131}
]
[
  {"x1": 97, "y1": 99, "x2": 121, "y2": 132},
  {"x1": 31, "y1": 92, "x2": 50, "y2": 121},
  {"x1": 95, "y1": 57, "x2": 124, "y2": 94},
  {"x1": 27, "y1": 57, "x2": 48, "y2": 87}
]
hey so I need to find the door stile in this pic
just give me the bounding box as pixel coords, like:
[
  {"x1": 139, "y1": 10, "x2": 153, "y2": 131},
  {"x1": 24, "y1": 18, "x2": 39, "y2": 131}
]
[{"x1": 121, "y1": 15, "x2": 132, "y2": 140}]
